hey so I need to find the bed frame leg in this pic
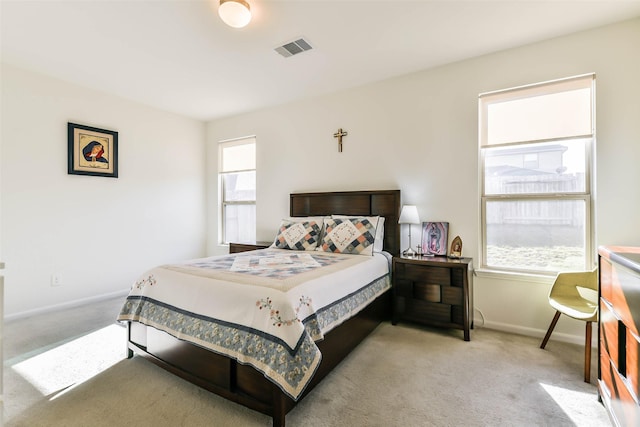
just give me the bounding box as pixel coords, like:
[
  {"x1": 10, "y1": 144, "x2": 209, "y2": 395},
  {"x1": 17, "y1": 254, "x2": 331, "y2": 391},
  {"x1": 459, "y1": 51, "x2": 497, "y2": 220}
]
[
  {"x1": 125, "y1": 322, "x2": 135, "y2": 359},
  {"x1": 272, "y1": 387, "x2": 286, "y2": 427}
]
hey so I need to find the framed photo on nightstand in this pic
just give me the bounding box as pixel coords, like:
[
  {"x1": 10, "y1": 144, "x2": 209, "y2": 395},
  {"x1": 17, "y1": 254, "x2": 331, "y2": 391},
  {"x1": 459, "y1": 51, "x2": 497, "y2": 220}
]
[{"x1": 422, "y1": 222, "x2": 448, "y2": 256}]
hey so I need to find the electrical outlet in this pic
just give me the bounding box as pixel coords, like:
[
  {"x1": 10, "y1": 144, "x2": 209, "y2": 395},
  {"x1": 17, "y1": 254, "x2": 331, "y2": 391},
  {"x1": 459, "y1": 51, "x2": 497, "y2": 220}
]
[{"x1": 51, "y1": 274, "x2": 61, "y2": 286}]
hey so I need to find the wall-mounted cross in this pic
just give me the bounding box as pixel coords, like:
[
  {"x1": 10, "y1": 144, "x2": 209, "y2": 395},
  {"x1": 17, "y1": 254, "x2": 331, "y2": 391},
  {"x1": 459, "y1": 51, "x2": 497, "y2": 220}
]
[{"x1": 333, "y1": 128, "x2": 348, "y2": 153}]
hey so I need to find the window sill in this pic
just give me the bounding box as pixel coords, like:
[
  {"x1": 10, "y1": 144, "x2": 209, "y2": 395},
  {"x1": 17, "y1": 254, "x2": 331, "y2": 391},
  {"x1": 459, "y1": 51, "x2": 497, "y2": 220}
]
[{"x1": 474, "y1": 268, "x2": 555, "y2": 285}]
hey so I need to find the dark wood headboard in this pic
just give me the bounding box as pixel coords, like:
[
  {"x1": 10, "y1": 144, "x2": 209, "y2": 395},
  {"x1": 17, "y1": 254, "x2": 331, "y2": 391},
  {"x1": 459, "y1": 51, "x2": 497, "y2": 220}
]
[{"x1": 290, "y1": 190, "x2": 401, "y2": 256}]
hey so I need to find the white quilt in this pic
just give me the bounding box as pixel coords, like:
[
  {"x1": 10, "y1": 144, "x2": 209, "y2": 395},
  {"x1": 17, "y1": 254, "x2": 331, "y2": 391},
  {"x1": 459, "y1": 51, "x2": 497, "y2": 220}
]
[{"x1": 118, "y1": 249, "x2": 391, "y2": 399}]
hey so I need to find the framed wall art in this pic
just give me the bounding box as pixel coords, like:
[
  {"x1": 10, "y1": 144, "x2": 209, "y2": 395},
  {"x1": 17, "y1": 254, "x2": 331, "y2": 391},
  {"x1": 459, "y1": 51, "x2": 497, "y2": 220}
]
[
  {"x1": 68, "y1": 122, "x2": 118, "y2": 178},
  {"x1": 422, "y1": 221, "x2": 449, "y2": 256}
]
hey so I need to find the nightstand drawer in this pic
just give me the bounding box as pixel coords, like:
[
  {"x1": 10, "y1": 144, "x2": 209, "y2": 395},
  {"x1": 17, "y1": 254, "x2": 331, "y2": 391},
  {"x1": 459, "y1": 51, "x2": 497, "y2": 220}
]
[
  {"x1": 413, "y1": 283, "x2": 441, "y2": 302},
  {"x1": 396, "y1": 280, "x2": 463, "y2": 305},
  {"x1": 404, "y1": 299, "x2": 452, "y2": 324},
  {"x1": 396, "y1": 263, "x2": 451, "y2": 286},
  {"x1": 441, "y1": 286, "x2": 463, "y2": 305},
  {"x1": 402, "y1": 300, "x2": 464, "y2": 325},
  {"x1": 394, "y1": 278, "x2": 414, "y2": 297}
]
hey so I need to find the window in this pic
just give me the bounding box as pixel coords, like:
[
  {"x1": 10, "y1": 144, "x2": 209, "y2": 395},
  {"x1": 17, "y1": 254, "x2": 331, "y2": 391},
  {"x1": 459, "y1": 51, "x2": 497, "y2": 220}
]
[
  {"x1": 479, "y1": 74, "x2": 595, "y2": 274},
  {"x1": 219, "y1": 137, "x2": 256, "y2": 245}
]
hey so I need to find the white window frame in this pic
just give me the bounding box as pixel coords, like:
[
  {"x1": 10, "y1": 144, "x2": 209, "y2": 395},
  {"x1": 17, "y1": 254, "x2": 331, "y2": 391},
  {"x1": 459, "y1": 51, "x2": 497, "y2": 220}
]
[
  {"x1": 478, "y1": 74, "x2": 595, "y2": 275},
  {"x1": 219, "y1": 136, "x2": 256, "y2": 245}
]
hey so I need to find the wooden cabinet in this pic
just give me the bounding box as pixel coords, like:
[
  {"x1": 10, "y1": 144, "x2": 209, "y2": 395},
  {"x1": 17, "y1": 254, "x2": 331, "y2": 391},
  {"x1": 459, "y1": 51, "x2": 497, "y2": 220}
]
[
  {"x1": 392, "y1": 256, "x2": 473, "y2": 341},
  {"x1": 228, "y1": 241, "x2": 272, "y2": 254},
  {"x1": 599, "y1": 246, "x2": 640, "y2": 427}
]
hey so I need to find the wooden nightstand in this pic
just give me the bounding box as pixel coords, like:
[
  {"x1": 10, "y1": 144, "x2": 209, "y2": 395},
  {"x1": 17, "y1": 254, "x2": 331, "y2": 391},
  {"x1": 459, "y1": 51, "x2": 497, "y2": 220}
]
[
  {"x1": 228, "y1": 241, "x2": 272, "y2": 254},
  {"x1": 392, "y1": 255, "x2": 473, "y2": 341}
]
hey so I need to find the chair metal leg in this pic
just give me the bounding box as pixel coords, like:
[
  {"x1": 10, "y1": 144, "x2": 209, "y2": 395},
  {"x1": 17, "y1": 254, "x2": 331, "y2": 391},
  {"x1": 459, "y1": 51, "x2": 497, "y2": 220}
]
[
  {"x1": 585, "y1": 321, "x2": 592, "y2": 383},
  {"x1": 540, "y1": 311, "x2": 562, "y2": 349}
]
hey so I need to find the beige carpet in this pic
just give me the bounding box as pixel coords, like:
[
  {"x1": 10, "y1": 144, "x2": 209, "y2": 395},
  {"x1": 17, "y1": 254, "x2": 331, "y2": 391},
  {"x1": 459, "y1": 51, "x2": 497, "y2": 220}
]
[{"x1": 6, "y1": 319, "x2": 610, "y2": 427}]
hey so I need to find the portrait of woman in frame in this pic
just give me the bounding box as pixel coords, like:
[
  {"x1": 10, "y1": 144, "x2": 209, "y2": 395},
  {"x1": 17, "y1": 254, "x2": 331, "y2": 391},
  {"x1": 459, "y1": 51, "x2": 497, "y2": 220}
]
[
  {"x1": 422, "y1": 222, "x2": 449, "y2": 256},
  {"x1": 68, "y1": 122, "x2": 118, "y2": 178}
]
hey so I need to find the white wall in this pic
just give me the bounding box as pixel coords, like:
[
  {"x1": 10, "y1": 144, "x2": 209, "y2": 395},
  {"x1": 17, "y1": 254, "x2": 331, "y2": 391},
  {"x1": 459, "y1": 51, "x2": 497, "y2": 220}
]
[
  {"x1": 206, "y1": 18, "x2": 640, "y2": 344},
  {"x1": 1, "y1": 63, "x2": 206, "y2": 318}
]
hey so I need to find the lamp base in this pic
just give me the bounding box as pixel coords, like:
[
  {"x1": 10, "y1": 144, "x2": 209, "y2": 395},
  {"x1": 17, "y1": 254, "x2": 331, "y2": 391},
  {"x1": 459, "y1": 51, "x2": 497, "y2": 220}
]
[{"x1": 402, "y1": 247, "x2": 416, "y2": 257}]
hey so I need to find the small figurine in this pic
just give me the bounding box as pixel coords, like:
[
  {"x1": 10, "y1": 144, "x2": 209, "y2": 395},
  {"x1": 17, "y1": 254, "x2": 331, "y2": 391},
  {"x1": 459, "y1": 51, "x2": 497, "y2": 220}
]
[{"x1": 449, "y1": 236, "x2": 462, "y2": 258}]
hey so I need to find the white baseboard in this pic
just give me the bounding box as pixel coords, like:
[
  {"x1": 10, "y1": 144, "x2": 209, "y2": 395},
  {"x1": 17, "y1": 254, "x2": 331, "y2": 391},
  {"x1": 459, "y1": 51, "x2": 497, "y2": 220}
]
[
  {"x1": 482, "y1": 319, "x2": 595, "y2": 347},
  {"x1": 4, "y1": 289, "x2": 129, "y2": 322}
]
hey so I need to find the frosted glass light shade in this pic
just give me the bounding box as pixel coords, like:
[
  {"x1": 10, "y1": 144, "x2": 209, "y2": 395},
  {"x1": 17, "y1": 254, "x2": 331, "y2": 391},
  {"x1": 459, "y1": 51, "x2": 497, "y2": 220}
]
[
  {"x1": 219, "y1": 0, "x2": 252, "y2": 28},
  {"x1": 399, "y1": 205, "x2": 420, "y2": 224}
]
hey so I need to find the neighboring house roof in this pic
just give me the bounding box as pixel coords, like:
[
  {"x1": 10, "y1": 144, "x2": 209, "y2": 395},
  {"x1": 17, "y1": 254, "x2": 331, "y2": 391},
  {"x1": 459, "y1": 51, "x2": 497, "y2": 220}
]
[{"x1": 486, "y1": 165, "x2": 556, "y2": 176}]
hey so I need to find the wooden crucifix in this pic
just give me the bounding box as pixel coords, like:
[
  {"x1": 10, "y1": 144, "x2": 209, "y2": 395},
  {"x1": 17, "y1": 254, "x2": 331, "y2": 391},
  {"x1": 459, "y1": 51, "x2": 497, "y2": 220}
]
[{"x1": 333, "y1": 128, "x2": 348, "y2": 153}]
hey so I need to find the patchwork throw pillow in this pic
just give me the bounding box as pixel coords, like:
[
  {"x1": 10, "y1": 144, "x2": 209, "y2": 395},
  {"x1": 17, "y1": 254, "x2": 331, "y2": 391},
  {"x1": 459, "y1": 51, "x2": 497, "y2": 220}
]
[
  {"x1": 332, "y1": 215, "x2": 384, "y2": 252},
  {"x1": 271, "y1": 220, "x2": 322, "y2": 251},
  {"x1": 319, "y1": 218, "x2": 377, "y2": 256}
]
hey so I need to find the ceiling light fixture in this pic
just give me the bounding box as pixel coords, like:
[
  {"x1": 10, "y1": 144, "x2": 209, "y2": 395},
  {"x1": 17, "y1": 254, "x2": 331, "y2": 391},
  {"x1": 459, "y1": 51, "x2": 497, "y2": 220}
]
[{"x1": 218, "y1": 0, "x2": 252, "y2": 29}]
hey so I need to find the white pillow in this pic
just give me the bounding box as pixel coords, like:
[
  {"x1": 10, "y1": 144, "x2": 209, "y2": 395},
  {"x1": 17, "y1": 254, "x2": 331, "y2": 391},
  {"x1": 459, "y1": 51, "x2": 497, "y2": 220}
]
[{"x1": 332, "y1": 215, "x2": 385, "y2": 252}]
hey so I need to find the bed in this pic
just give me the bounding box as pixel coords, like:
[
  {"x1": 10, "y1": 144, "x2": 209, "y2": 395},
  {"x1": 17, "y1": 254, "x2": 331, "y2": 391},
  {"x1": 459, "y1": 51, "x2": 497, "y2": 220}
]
[{"x1": 118, "y1": 189, "x2": 401, "y2": 427}]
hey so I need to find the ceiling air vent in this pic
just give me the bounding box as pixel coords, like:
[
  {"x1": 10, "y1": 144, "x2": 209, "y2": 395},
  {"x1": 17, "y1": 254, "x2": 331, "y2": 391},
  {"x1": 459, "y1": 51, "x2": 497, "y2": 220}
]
[{"x1": 274, "y1": 38, "x2": 313, "y2": 58}]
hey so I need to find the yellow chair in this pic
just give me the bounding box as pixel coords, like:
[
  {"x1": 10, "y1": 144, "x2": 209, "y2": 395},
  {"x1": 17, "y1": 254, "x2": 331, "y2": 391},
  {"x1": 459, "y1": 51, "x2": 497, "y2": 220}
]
[{"x1": 540, "y1": 269, "x2": 598, "y2": 383}]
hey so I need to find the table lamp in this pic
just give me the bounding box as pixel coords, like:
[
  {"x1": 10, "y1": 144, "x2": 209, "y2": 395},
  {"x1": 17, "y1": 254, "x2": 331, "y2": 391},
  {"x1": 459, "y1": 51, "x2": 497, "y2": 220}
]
[{"x1": 399, "y1": 205, "x2": 420, "y2": 257}]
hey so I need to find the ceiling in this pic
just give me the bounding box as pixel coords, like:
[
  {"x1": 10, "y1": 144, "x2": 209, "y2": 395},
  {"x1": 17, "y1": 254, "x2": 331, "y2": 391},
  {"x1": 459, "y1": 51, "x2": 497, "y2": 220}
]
[{"x1": 2, "y1": 0, "x2": 640, "y2": 121}]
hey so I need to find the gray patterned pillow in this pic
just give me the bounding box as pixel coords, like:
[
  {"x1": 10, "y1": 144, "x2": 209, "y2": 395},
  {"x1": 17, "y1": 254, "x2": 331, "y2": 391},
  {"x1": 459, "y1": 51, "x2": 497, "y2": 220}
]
[
  {"x1": 271, "y1": 220, "x2": 322, "y2": 251},
  {"x1": 318, "y1": 218, "x2": 377, "y2": 256}
]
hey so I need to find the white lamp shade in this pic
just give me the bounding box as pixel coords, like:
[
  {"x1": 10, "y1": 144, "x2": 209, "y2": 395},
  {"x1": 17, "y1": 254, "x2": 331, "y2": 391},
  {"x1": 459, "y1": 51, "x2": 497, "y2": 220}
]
[
  {"x1": 399, "y1": 205, "x2": 420, "y2": 224},
  {"x1": 219, "y1": 0, "x2": 252, "y2": 28}
]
